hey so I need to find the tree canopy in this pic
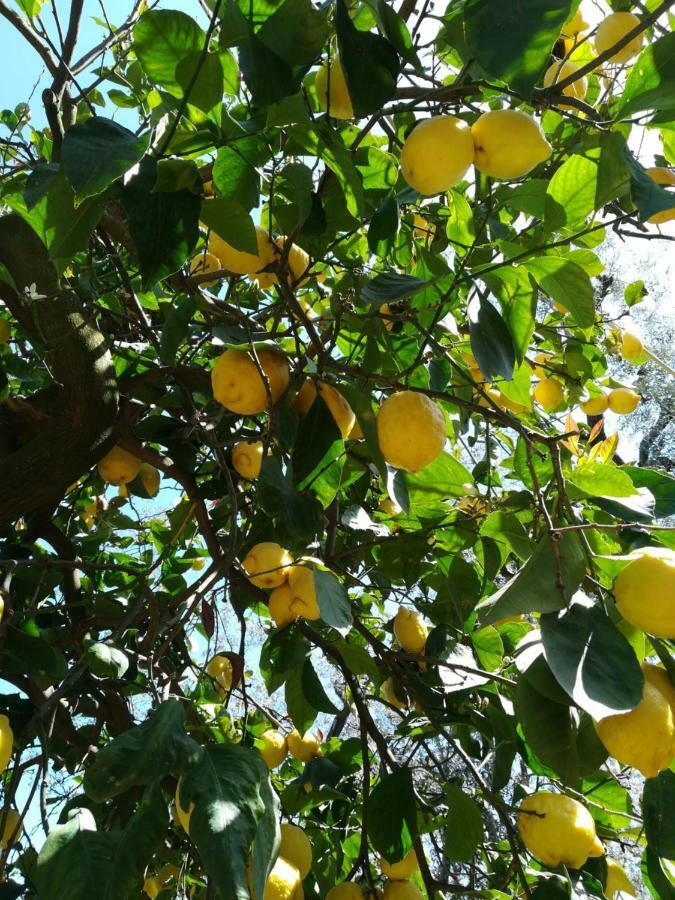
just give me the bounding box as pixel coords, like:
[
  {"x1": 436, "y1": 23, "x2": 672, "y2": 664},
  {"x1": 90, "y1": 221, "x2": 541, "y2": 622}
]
[{"x1": 1, "y1": 0, "x2": 675, "y2": 898}]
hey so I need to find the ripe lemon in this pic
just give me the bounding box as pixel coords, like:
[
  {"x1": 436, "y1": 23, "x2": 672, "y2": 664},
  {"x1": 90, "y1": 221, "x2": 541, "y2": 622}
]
[
  {"x1": 533, "y1": 378, "x2": 564, "y2": 411},
  {"x1": 0, "y1": 319, "x2": 10, "y2": 343},
  {"x1": 211, "y1": 348, "x2": 290, "y2": 415},
  {"x1": 207, "y1": 224, "x2": 274, "y2": 276},
  {"x1": 580, "y1": 394, "x2": 609, "y2": 416},
  {"x1": 267, "y1": 237, "x2": 312, "y2": 288},
  {"x1": 613, "y1": 546, "x2": 675, "y2": 637},
  {"x1": 377, "y1": 391, "x2": 445, "y2": 472},
  {"x1": 287, "y1": 729, "x2": 321, "y2": 762},
  {"x1": 144, "y1": 863, "x2": 179, "y2": 899},
  {"x1": 401, "y1": 115, "x2": 474, "y2": 195},
  {"x1": 189, "y1": 251, "x2": 222, "y2": 285},
  {"x1": 607, "y1": 387, "x2": 640, "y2": 414},
  {"x1": 620, "y1": 331, "x2": 644, "y2": 363},
  {"x1": 382, "y1": 677, "x2": 407, "y2": 710},
  {"x1": 379, "y1": 303, "x2": 395, "y2": 332},
  {"x1": 381, "y1": 880, "x2": 422, "y2": 899},
  {"x1": 232, "y1": 440, "x2": 264, "y2": 479},
  {"x1": 379, "y1": 497, "x2": 402, "y2": 517},
  {"x1": 269, "y1": 583, "x2": 296, "y2": 627},
  {"x1": 595, "y1": 680, "x2": 674, "y2": 777},
  {"x1": 263, "y1": 856, "x2": 304, "y2": 900},
  {"x1": 394, "y1": 608, "x2": 428, "y2": 654},
  {"x1": 517, "y1": 791, "x2": 604, "y2": 868},
  {"x1": 326, "y1": 884, "x2": 364, "y2": 900},
  {"x1": 175, "y1": 778, "x2": 194, "y2": 834},
  {"x1": 0, "y1": 715, "x2": 14, "y2": 774},
  {"x1": 472, "y1": 109, "x2": 551, "y2": 180},
  {"x1": 242, "y1": 542, "x2": 293, "y2": 589},
  {"x1": 143, "y1": 875, "x2": 161, "y2": 899},
  {"x1": 380, "y1": 847, "x2": 418, "y2": 880},
  {"x1": 97, "y1": 446, "x2": 141, "y2": 486},
  {"x1": 259, "y1": 729, "x2": 288, "y2": 768},
  {"x1": 642, "y1": 663, "x2": 675, "y2": 713},
  {"x1": 205, "y1": 654, "x2": 233, "y2": 698},
  {"x1": 605, "y1": 857, "x2": 637, "y2": 897},
  {"x1": 192, "y1": 557, "x2": 206, "y2": 570},
  {"x1": 287, "y1": 565, "x2": 321, "y2": 621},
  {"x1": 645, "y1": 167, "x2": 675, "y2": 224},
  {"x1": 0, "y1": 810, "x2": 23, "y2": 848},
  {"x1": 484, "y1": 387, "x2": 528, "y2": 415},
  {"x1": 139, "y1": 462, "x2": 160, "y2": 497},
  {"x1": 412, "y1": 214, "x2": 436, "y2": 241},
  {"x1": 543, "y1": 60, "x2": 588, "y2": 107},
  {"x1": 595, "y1": 12, "x2": 643, "y2": 64},
  {"x1": 280, "y1": 823, "x2": 312, "y2": 879},
  {"x1": 316, "y1": 55, "x2": 354, "y2": 119},
  {"x1": 561, "y1": 7, "x2": 589, "y2": 38},
  {"x1": 293, "y1": 380, "x2": 355, "y2": 438}
]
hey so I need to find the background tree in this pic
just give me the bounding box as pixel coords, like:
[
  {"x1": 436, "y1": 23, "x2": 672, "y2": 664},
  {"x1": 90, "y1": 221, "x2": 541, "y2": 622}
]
[{"x1": 0, "y1": 0, "x2": 675, "y2": 898}]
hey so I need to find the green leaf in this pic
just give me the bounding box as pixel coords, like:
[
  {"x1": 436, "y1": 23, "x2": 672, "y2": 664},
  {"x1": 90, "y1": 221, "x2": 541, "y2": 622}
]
[
  {"x1": 259, "y1": 628, "x2": 309, "y2": 695},
  {"x1": 596, "y1": 131, "x2": 631, "y2": 210},
  {"x1": 83, "y1": 700, "x2": 200, "y2": 802},
  {"x1": 180, "y1": 744, "x2": 274, "y2": 900},
  {"x1": 643, "y1": 770, "x2": 675, "y2": 860},
  {"x1": 540, "y1": 600, "x2": 644, "y2": 719},
  {"x1": 523, "y1": 256, "x2": 594, "y2": 327},
  {"x1": 251, "y1": 775, "x2": 281, "y2": 900},
  {"x1": 468, "y1": 294, "x2": 516, "y2": 381},
  {"x1": 406, "y1": 453, "x2": 473, "y2": 509},
  {"x1": 444, "y1": 784, "x2": 484, "y2": 862},
  {"x1": 618, "y1": 31, "x2": 675, "y2": 117},
  {"x1": 621, "y1": 466, "x2": 675, "y2": 519},
  {"x1": 120, "y1": 157, "x2": 200, "y2": 288},
  {"x1": 516, "y1": 674, "x2": 580, "y2": 784},
  {"x1": 84, "y1": 642, "x2": 129, "y2": 679},
  {"x1": 37, "y1": 811, "x2": 117, "y2": 900},
  {"x1": 314, "y1": 568, "x2": 352, "y2": 632},
  {"x1": 239, "y1": 30, "x2": 300, "y2": 105},
  {"x1": 153, "y1": 158, "x2": 202, "y2": 194},
  {"x1": 361, "y1": 271, "x2": 429, "y2": 305},
  {"x1": 258, "y1": 456, "x2": 322, "y2": 543},
  {"x1": 61, "y1": 118, "x2": 147, "y2": 201},
  {"x1": 212, "y1": 137, "x2": 267, "y2": 211},
  {"x1": 160, "y1": 294, "x2": 196, "y2": 365},
  {"x1": 567, "y1": 462, "x2": 637, "y2": 498},
  {"x1": 292, "y1": 393, "x2": 343, "y2": 489},
  {"x1": 480, "y1": 511, "x2": 531, "y2": 561},
  {"x1": 642, "y1": 848, "x2": 675, "y2": 899},
  {"x1": 285, "y1": 665, "x2": 319, "y2": 733},
  {"x1": 478, "y1": 532, "x2": 586, "y2": 626},
  {"x1": 372, "y1": 0, "x2": 421, "y2": 70},
  {"x1": 175, "y1": 51, "x2": 224, "y2": 115},
  {"x1": 200, "y1": 198, "x2": 258, "y2": 254},
  {"x1": 335, "y1": 0, "x2": 401, "y2": 118},
  {"x1": 1, "y1": 626, "x2": 67, "y2": 683},
  {"x1": 368, "y1": 190, "x2": 400, "y2": 258},
  {"x1": 624, "y1": 147, "x2": 675, "y2": 222},
  {"x1": 368, "y1": 769, "x2": 418, "y2": 862},
  {"x1": 482, "y1": 266, "x2": 537, "y2": 363},
  {"x1": 545, "y1": 152, "x2": 599, "y2": 230},
  {"x1": 464, "y1": 0, "x2": 573, "y2": 96},
  {"x1": 624, "y1": 280, "x2": 648, "y2": 307},
  {"x1": 133, "y1": 9, "x2": 204, "y2": 98},
  {"x1": 256, "y1": 0, "x2": 329, "y2": 68}
]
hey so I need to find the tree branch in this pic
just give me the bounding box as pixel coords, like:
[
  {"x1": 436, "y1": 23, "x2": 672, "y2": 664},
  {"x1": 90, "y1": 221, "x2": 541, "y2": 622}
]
[{"x1": 0, "y1": 0, "x2": 58, "y2": 76}]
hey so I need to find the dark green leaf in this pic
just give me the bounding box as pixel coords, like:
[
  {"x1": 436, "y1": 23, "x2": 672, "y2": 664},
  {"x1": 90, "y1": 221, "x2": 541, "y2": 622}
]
[
  {"x1": 368, "y1": 190, "x2": 400, "y2": 257},
  {"x1": 256, "y1": 0, "x2": 329, "y2": 67},
  {"x1": 1, "y1": 626, "x2": 67, "y2": 682},
  {"x1": 622, "y1": 466, "x2": 675, "y2": 519},
  {"x1": 251, "y1": 775, "x2": 281, "y2": 900},
  {"x1": 373, "y1": 0, "x2": 421, "y2": 70},
  {"x1": 642, "y1": 848, "x2": 675, "y2": 900},
  {"x1": 285, "y1": 665, "x2": 318, "y2": 733},
  {"x1": 160, "y1": 295, "x2": 196, "y2": 365},
  {"x1": 259, "y1": 628, "x2": 309, "y2": 695},
  {"x1": 213, "y1": 137, "x2": 267, "y2": 211},
  {"x1": 175, "y1": 51, "x2": 224, "y2": 115},
  {"x1": 643, "y1": 771, "x2": 675, "y2": 860},
  {"x1": 444, "y1": 784, "x2": 484, "y2": 862},
  {"x1": 361, "y1": 271, "x2": 430, "y2": 305},
  {"x1": 468, "y1": 294, "x2": 516, "y2": 381},
  {"x1": 133, "y1": 9, "x2": 204, "y2": 97},
  {"x1": 23, "y1": 163, "x2": 59, "y2": 209},
  {"x1": 619, "y1": 31, "x2": 675, "y2": 117},
  {"x1": 239, "y1": 30, "x2": 300, "y2": 105},
  {"x1": 524, "y1": 257, "x2": 595, "y2": 327},
  {"x1": 314, "y1": 568, "x2": 352, "y2": 632},
  {"x1": 37, "y1": 811, "x2": 118, "y2": 900},
  {"x1": 200, "y1": 197, "x2": 258, "y2": 254},
  {"x1": 292, "y1": 393, "x2": 344, "y2": 488},
  {"x1": 61, "y1": 118, "x2": 147, "y2": 201},
  {"x1": 624, "y1": 147, "x2": 675, "y2": 222},
  {"x1": 84, "y1": 642, "x2": 129, "y2": 679},
  {"x1": 258, "y1": 456, "x2": 322, "y2": 543},
  {"x1": 368, "y1": 769, "x2": 418, "y2": 862},
  {"x1": 516, "y1": 674, "x2": 580, "y2": 784}
]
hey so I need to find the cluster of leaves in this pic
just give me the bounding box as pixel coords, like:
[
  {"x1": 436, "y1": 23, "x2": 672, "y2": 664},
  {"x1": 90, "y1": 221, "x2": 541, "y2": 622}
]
[{"x1": 1, "y1": 0, "x2": 675, "y2": 898}]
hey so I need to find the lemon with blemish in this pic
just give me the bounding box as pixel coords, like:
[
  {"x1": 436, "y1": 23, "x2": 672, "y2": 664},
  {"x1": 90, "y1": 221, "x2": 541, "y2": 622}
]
[
  {"x1": 287, "y1": 729, "x2": 321, "y2": 762},
  {"x1": 211, "y1": 348, "x2": 290, "y2": 415},
  {"x1": 232, "y1": 440, "x2": 264, "y2": 479},
  {"x1": 205, "y1": 654, "x2": 233, "y2": 698},
  {"x1": 517, "y1": 791, "x2": 604, "y2": 868},
  {"x1": 242, "y1": 542, "x2": 293, "y2": 589}
]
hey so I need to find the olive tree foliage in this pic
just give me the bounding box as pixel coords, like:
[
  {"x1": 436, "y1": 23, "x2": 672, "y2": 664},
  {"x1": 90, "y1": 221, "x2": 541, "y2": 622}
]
[{"x1": 0, "y1": 0, "x2": 674, "y2": 897}]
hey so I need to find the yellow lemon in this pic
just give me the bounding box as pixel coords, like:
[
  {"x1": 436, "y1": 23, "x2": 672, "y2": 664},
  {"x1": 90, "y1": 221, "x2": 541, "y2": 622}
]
[
  {"x1": 595, "y1": 12, "x2": 643, "y2": 64},
  {"x1": 205, "y1": 654, "x2": 233, "y2": 697},
  {"x1": 0, "y1": 319, "x2": 10, "y2": 343},
  {"x1": 605, "y1": 857, "x2": 637, "y2": 897},
  {"x1": 232, "y1": 440, "x2": 264, "y2": 479},
  {"x1": 517, "y1": 791, "x2": 604, "y2": 869},
  {"x1": 382, "y1": 677, "x2": 407, "y2": 710},
  {"x1": 175, "y1": 778, "x2": 194, "y2": 834},
  {"x1": 400, "y1": 115, "x2": 474, "y2": 195},
  {"x1": 552, "y1": 299, "x2": 569, "y2": 313},
  {"x1": 211, "y1": 348, "x2": 290, "y2": 415},
  {"x1": 412, "y1": 214, "x2": 436, "y2": 241},
  {"x1": 207, "y1": 224, "x2": 275, "y2": 276},
  {"x1": 139, "y1": 462, "x2": 160, "y2": 497},
  {"x1": 143, "y1": 876, "x2": 161, "y2": 899},
  {"x1": 381, "y1": 883, "x2": 422, "y2": 900},
  {"x1": 292, "y1": 380, "x2": 355, "y2": 439},
  {"x1": 379, "y1": 303, "x2": 395, "y2": 332},
  {"x1": 287, "y1": 729, "x2": 321, "y2": 762},
  {"x1": 242, "y1": 542, "x2": 293, "y2": 589},
  {"x1": 97, "y1": 446, "x2": 141, "y2": 486},
  {"x1": 377, "y1": 391, "x2": 445, "y2": 472},
  {"x1": 0, "y1": 715, "x2": 14, "y2": 774},
  {"x1": 379, "y1": 497, "x2": 402, "y2": 517},
  {"x1": 326, "y1": 884, "x2": 364, "y2": 900},
  {"x1": 348, "y1": 419, "x2": 364, "y2": 440},
  {"x1": 287, "y1": 565, "x2": 321, "y2": 621},
  {"x1": 189, "y1": 251, "x2": 222, "y2": 285},
  {"x1": 316, "y1": 55, "x2": 354, "y2": 119},
  {"x1": 642, "y1": 663, "x2": 675, "y2": 714},
  {"x1": 533, "y1": 378, "x2": 564, "y2": 411},
  {"x1": 269, "y1": 583, "x2": 296, "y2": 627},
  {"x1": 580, "y1": 394, "x2": 609, "y2": 416},
  {"x1": 280, "y1": 823, "x2": 312, "y2": 879},
  {"x1": 561, "y1": 7, "x2": 589, "y2": 37},
  {"x1": 259, "y1": 729, "x2": 288, "y2": 768},
  {"x1": 472, "y1": 109, "x2": 552, "y2": 180},
  {"x1": 484, "y1": 387, "x2": 528, "y2": 415},
  {"x1": 613, "y1": 546, "x2": 675, "y2": 638},
  {"x1": 380, "y1": 846, "x2": 419, "y2": 880},
  {"x1": 267, "y1": 237, "x2": 312, "y2": 288},
  {"x1": 393, "y1": 608, "x2": 428, "y2": 655},
  {"x1": 543, "y1": 60, "x2": 588, "y2": 107},
  {"x1": 191, "y1": 557, "x2": 206, "y2": 570},
  {"x1": 263, "y1": 857, "x2": 304, "y2": 900},
  {"x1": 607, "y1": 387, "x2": 640, "y2": 414},
  {"x1": 595, "y1": 681, "x2": 674, "y2": 778},
  {"x1": 0, "y1": 810, "x2": 23, "y2": 848},
  {"x1": 620, "y1": 331, "x2": 644, "y2": 363},
  {"x1": 645, "y1": 167, "x2": 675, "y2": 224}
]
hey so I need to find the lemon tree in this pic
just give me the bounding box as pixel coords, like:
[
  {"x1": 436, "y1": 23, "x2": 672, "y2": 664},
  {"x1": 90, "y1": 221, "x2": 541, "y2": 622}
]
[{"x1": 0, "y1": 1, "x2": 675, "y2": 898}]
